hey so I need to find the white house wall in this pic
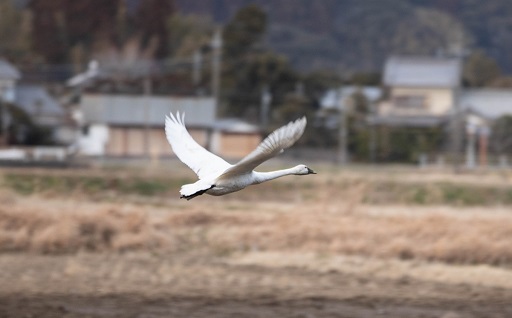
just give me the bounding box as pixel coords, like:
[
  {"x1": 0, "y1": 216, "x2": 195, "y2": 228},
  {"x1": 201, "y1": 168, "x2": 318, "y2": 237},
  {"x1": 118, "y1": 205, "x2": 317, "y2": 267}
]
[
  {"x1": 387, "y1": 86, "x2": 454, "y2": 115},
  {"x1": 78, "y1": 124, "x2": 109, "y2": 156}
]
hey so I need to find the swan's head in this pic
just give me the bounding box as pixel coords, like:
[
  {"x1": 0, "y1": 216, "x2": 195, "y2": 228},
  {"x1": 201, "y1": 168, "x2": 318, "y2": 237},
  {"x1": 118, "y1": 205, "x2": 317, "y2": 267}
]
[{"x1": 294, "y1": 164, "x2": 316, "y2": 175}]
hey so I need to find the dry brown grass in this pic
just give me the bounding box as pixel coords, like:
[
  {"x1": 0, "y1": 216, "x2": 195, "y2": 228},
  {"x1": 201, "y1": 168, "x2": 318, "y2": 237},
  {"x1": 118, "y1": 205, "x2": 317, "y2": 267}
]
[
  {"x1": 250, "y1": 210, "x2": 512, "y2": 265},
  {"x1": 0, "y1": 190, "x2": 169, "y2": 253},
  {"x1": 1, "y1": 165, "x2": 512, "y2": 267},
  {"x1": 1, "y1": 187, "x2": 511, "y2": 267}
]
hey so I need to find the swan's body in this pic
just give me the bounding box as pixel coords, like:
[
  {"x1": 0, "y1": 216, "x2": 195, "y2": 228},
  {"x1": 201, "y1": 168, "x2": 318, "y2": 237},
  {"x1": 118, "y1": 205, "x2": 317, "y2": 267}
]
[{"x1": 165, "y1": 112, "x2": 315, "y2": 200}]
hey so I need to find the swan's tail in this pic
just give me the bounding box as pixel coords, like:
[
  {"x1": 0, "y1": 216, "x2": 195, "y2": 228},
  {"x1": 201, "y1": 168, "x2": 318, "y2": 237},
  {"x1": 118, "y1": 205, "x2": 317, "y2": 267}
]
[{"x1": 180, "y1": 182, "x2": 214, "y2": 200}]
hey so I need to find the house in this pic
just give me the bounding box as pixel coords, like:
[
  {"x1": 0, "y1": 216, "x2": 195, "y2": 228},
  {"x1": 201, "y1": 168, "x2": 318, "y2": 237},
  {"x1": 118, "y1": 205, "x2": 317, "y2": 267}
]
[
  {"x1": 458, "y1": 89, "x2": 512, "y2": 167},
  {"x1": 315, "y1": 55, "x2": 512, "y2": 164},
  {"x1": 0, "y1": 59, "x2": 20, "y2": 102},
  {"x1": 15, "y1": 84, "x2": 72, "y2": 145},
  {"x1": 372, "y1": 56, "x2": 462, "y2": 127},
  {"x1": 79, "y1": 93, "x2": 215, "y2": 157},
  {"x1": 372, "y1": 55, "x2": 512, "y2": 166},
  {"x1": 0, "y1": 59, "x2": 69, "y2": 146},
  {"x1": 78, "y1": 93, "x2": 262, "y2": 158}
]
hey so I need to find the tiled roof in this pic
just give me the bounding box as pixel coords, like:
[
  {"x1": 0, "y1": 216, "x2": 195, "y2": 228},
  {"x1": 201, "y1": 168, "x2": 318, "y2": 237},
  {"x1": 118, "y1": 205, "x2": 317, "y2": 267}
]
[
  {"x1": 384, "y1": 56, "x2": 461, "y2": 88},
  {"x1": 81, "y1": 94, "x2": 216, "y2": 127},
  {"x1": 459, "y1": 89, "x2": 512, "y2": 119},
  {"x1": 15, "y1": 85, "x2": 63, "y2": 116},
  {"x1": 14, "y1": 84, "x2": 64, "y2": 126}
]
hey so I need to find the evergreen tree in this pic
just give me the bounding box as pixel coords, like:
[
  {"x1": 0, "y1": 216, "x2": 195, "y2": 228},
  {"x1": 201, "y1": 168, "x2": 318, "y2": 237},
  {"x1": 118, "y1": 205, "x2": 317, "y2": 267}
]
[
  {"x1": 463, "y1": 50, "x2": 501, "y2": 87},
  {"x1": 0, "y1": 1, "x2": 35, "y2": 62},
  {"x1": 223, "y1": 4, "x2": 266, "y2": 58},
  {"x1": 491, "y1": 115, "x2": 512, "y2": 155},
  {"x1": 135, "y1": 0, "x2": 175, "y2": 58},
  {"x1": 63, "y1": 0, "x2": 120, "y2": 46},
  {"x1": 221, "y1": 5, "x2": 302, "y2": 121},
  {"x1": 29, "y1": 0, "x2": 67, "y2": 63}
]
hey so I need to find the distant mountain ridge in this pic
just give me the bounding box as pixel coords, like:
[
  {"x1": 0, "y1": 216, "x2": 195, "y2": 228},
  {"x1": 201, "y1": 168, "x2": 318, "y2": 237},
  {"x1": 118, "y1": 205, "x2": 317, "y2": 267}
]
[
  {"x1": 175, "y1": 0, "x2": 512, "y2": 74},
  {"x1": 10, "y1": 0, "x2": 512, "y2": 74}
]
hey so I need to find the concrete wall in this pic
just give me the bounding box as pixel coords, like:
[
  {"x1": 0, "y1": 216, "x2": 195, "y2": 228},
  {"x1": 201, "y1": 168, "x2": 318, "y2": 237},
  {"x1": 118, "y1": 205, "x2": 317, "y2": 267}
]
[
  {"x1": 103, "y1": 126, "x2": 261, "y2": 159},
  {"x1": 217, "y1": 133, "x2": 261, "y2": 159},
  {"x1": 105, "y1": 126, "x2": 208, "y2": 157}
]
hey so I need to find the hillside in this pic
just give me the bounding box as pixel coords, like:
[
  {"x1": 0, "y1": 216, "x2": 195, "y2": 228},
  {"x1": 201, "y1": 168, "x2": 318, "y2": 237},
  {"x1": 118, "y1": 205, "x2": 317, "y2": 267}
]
[
  {"x1": 8, "y1": 0, "x2": 512, "y2": 75},
  {"x1": 175, "y1": 0, "x2": 512, "y2": 74}
]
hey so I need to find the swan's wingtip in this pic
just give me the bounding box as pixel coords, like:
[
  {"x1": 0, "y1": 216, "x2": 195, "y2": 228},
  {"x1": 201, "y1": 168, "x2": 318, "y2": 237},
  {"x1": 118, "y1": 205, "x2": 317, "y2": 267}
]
[
  {"x1": 296, "y1": 116, "x2": 307, "y2": 128},
  {"x1": 167, "y1": 112, "x2": 175, "y2": 123},
  {"x1": 166, "y1": 111, "x2": 187, "y2": 125},
  {"x1": 293, "y1": 116, "x2": 306, "y2": 125}
]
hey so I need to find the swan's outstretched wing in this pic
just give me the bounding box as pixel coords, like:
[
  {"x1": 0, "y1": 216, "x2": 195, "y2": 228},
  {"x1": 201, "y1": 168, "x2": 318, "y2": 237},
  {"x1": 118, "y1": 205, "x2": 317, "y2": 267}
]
[
  {"x1": 219, "y1": 117, "x2": 306, "y2": 179},
  {"x1": 165, "y1": 112, "x2": 231, "y2": 179}
]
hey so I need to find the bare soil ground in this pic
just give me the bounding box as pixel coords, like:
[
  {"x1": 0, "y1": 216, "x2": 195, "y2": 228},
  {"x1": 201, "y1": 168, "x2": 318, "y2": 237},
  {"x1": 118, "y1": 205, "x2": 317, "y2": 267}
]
[
  {"x1": 1, "y1": 251, "x2": 512, "y2": 318},
  {"x1": 1, "y1": 165, "x2": 512, "y2": 317}
]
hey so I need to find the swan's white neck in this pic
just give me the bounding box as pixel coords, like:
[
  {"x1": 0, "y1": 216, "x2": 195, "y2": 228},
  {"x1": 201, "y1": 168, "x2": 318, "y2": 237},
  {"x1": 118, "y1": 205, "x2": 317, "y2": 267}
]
[{"x1": 253, "y1": 167, "x2": 301, "y2": 184}]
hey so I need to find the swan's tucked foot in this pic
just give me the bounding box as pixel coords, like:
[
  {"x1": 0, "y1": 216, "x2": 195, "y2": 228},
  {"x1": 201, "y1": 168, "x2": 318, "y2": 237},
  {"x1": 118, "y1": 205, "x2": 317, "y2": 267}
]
[{"x1": 180, "y1": 189, "x2": 207, "y2": 200}]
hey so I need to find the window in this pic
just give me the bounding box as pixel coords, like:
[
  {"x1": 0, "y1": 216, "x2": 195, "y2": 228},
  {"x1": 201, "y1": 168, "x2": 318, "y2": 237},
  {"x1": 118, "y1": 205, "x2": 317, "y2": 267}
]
[{"x1": 393, "y1": 95, "x2": 426, "y2": 109}]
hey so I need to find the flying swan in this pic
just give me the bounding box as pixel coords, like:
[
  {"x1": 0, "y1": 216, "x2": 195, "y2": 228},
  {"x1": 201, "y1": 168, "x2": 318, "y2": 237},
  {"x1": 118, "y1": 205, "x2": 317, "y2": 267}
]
[{"x1": 165, "y1": 112, "x2": 316, "y2": 200}]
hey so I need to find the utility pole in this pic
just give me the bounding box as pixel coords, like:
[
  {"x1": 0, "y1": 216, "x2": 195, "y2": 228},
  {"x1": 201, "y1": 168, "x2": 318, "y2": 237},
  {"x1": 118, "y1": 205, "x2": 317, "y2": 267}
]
[
  {"x1": 337, "y1": 89, "x2": 348, "y2": 165},
  {"x1": 369, "y1": 102, "x2": 376, "y2": 163},
  {"x1": 211, "y1": 29, "x2": 222, "y2": 115},
  {"x1": 0, "y1": 87, "x2": 8, "y2": 146},
  {"x1": 465, "y1": 122, "x2": 476, "y2": 169},
  {"x1": 143, "y1": 76, "x2": 152, "y2": 157},
  {"x1": 451, "y1": 90, "x2": 463, "y2": 171},
  {"x1": 260, "y1": 85, "x2": 272, "y2": 130},
  {"x1": 295, "y1": 81, "x2": 304, "y2": 97},
  {"x1": 478, "y1": 126, "x2": 490, "y2": 167},
  {"x1": 192, "y1": 50, "x2": 202, "y2": 86}
]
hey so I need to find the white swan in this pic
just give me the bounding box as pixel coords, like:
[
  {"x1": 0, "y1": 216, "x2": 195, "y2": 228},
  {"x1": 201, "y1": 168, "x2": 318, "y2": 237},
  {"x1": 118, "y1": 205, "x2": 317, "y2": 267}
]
[{"x1": 165, "y1": 112, "x2": 316, "y2": 200}]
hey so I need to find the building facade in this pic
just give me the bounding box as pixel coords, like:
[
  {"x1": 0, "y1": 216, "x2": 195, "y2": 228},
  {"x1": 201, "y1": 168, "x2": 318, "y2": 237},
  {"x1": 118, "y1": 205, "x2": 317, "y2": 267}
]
[
  {"x1": 78, "y1": 93, "x2": 262, "y2": 159},
  {"x1": 374, "y1": 56, "x2": 462, "y2": 127}
]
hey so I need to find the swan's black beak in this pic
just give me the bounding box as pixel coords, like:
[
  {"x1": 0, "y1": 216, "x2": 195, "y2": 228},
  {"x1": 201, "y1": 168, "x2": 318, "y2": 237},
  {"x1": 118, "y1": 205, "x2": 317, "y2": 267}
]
[{"x1": 307, "y1": 167, "x2": 317, "y2": 174}]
